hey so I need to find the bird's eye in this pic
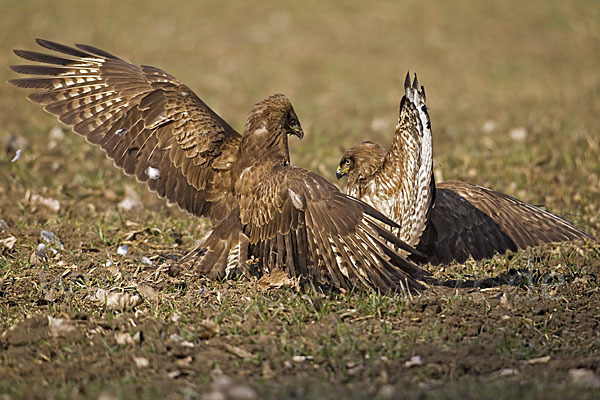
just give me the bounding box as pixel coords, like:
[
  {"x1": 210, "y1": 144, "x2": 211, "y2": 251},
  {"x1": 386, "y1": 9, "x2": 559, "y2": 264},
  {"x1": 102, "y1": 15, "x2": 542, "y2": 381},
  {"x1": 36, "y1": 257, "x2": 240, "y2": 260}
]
[
  {"x1": 289, "y1": 117, "x2": 298, "y2": 126},
  {"x1": 344, "y1": 159, "x2": 350, "y2": 165}
]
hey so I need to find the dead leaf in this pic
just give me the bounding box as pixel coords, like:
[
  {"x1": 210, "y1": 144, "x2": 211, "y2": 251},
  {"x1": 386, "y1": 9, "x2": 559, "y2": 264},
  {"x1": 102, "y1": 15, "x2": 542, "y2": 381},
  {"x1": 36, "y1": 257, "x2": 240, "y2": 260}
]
[
  {"x1": 95, "y1": 289, "x2": 141, "y2": 311},
  {"x1": 176, "y1": 356, "x2": 193, "y2": 367},
  {"x1": 0, "y1": 236, "x2": 16, "y2": 250},
  {"x1": 134, "y1": 357, "x2": 149, "y2": 368},
  {"x1": 222, "y1": 343, "x2": 254, "y2": 359},
  {"x1": 197, "y1": 320, "x2": 220, "y2": 340},
  {"x1": 42, "y1": 288, "x2": 57, "y2": 303},
  {"x1": 137, "y1": 283, "x2": 159, "y2": 301},
  {"x1": 167, "y1": 370, "x2": 182, "y2": 379},
  {"x1": 527, "y1": 355, "x2": 551, "y2": 364},
  {"x1": 115, "y1": 331, "x2": 141, "y2": 345},
  {"x1": 257, "y1": 269, "x2": 299, "y2": 290},
  {"x1": 31, "y1": 194, "x2": 61, "y2": 213},
  {"x1": 497, "y1": 368, "x2": 519, "y2": 377}
]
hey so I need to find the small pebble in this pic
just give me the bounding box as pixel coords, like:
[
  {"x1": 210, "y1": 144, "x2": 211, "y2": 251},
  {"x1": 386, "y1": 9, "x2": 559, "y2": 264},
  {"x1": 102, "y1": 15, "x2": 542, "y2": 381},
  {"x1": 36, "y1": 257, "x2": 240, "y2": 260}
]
[
  {"x1": 117, "y1": 245, "x2": 128, "y2": 256},
  {"x1": 134, "y1": 357, "x2": 150, "y2": 368},
  {"x1": 36, "y1": 243, "x2": 47, "y2": 257},
  {"x1": 40, "y1": 230, "x2": 64, "y2": 250},
  {"x1": 509, "y1": 127, "x2": 528, "y2": 142},
  {"x1": 140, "y1": 256, "x2": 153, "y2": 265},
  {"x1": 11, "y1": 149, "x2": 22, "y2": 162}
]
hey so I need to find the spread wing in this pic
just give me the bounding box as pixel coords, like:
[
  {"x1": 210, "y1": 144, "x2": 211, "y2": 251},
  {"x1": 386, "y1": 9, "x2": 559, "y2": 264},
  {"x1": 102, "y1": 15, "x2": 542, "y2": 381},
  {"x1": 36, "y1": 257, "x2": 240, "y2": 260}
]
[
  {"x1": 415, "y1": 180, "x2": 595, "y2": 265},
  {"x1": 239, "y1": 162, "x2": 430, "y2": 292},
  {"x1": 372, "y1": 73, "x2": 434, "y2": 246},
  {"x1": 9, "y1": 39, "x2": 241, "y2": 223},
  {"x1": 414, "y1": 187, "x2": 517, "y2": 265}
]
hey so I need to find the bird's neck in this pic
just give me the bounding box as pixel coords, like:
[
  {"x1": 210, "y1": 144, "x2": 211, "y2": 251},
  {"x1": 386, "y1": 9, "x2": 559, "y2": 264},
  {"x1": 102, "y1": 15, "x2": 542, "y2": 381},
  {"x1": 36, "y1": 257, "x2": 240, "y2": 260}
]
[{"x1": 240, "y1": 127, "x2": 290, "y2": 168}]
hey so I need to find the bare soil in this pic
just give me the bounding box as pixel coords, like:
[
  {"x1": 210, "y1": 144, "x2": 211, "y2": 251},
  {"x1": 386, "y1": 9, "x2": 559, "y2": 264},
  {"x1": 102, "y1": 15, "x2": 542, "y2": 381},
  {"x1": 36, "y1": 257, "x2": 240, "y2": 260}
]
[{"x1": 1, "y1": 1, "x2": 599, "y2": 398}]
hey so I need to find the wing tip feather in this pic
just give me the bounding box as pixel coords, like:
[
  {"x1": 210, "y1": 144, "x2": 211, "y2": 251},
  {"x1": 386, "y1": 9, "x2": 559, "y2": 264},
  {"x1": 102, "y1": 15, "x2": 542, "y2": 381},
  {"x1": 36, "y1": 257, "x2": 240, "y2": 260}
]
[{"x1": 404, "y1": 71, "x2": 411, "y2": 90}]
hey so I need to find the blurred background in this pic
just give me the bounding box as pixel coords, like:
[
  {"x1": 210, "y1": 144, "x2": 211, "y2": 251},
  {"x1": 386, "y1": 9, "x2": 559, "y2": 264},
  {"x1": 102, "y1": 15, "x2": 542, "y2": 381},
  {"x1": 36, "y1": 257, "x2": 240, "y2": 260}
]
[{"x1": 1, "y1": 0, "x2": 598, "y2": 230}]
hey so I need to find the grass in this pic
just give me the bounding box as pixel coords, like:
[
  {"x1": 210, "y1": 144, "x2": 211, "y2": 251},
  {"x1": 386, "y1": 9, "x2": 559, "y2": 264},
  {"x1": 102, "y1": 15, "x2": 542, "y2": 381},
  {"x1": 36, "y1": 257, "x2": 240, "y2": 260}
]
[{"x1": 1, "y1": 0, "x2": 600, "y2": 398}]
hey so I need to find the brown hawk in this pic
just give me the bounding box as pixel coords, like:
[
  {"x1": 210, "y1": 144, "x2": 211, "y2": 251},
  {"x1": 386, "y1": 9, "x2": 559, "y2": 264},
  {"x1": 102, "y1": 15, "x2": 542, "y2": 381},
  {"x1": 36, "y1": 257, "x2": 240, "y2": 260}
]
[
  {"x1": 336, "y1": 73, "x2": 595, "y2": 265},
  {"x1": 9, "y1": 39, "x2": 430, "y2": 292}
]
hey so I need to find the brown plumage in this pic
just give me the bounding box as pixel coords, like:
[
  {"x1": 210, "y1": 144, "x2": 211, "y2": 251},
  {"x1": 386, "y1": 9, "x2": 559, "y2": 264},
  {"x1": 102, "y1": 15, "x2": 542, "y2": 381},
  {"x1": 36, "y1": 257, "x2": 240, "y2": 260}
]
[
  {"x1": 10, "y1": 39, "x2": 430, "y2": 292},
  {"x1": 337, "y1": 73, "x2": 595, "y2": 265}
]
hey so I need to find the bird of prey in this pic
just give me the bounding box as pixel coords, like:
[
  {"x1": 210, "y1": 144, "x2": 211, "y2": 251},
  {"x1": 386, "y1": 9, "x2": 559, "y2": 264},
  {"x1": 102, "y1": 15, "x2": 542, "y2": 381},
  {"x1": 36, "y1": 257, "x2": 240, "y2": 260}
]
[
  {"x1": 336, "y1": 73, "x2": 595, "y2": 265},
  {"x1": 9, "y1": 39, "x2": 430, "y2": 292}
]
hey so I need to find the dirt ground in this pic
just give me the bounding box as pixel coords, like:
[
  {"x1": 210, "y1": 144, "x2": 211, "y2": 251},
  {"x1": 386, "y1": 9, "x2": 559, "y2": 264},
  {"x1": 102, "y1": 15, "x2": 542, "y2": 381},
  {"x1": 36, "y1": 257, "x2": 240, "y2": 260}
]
[
  {"x1": 1, "y1": 237, "x2": 599, "y2": 399},
  {"x1": 1, "y1": 1, "x2": 600, "y2": 399}
]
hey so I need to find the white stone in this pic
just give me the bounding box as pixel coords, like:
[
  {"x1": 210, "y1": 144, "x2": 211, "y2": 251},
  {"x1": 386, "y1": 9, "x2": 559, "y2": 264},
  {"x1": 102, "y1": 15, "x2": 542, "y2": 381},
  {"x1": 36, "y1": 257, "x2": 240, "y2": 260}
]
[
  {"x1": 11, "y1": 149, "x2": 22, "y2": 162},
  {"x1": 117, "y1": 244, "x2": 128, "y2": 256},
  {"x1": 509, "y1": 127, "x2": 528, "y2": 142}
]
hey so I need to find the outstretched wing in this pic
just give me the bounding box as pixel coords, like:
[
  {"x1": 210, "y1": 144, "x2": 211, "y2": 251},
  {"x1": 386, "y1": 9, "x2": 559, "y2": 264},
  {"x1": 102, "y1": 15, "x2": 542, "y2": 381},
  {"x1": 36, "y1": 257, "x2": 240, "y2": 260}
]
[
  {"x1": 439, "y1": 181, "x2": 595, "y2": 246},
  {"x1": 239, "y1": 160, "x2": 430, "y2": 292},
  {"x1": 416, "y1": 180, "x2": 595, "y2": 265},
  {"x1": 371, "y1": 73, "x2": 435, "y2": 246},
  {"x1": 9, "y1": 39, "x2": 241, "y2": 223},
  {"x1": 415, "y1": 187, "x2": 518, "y2": 265}
]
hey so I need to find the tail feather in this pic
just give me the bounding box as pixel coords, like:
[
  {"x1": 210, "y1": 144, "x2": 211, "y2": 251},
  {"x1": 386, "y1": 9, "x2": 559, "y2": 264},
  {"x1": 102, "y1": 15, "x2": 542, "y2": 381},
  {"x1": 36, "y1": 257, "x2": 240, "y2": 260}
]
[{"x1": 179, "y1": 209, "x2": 249, "y2": 279}]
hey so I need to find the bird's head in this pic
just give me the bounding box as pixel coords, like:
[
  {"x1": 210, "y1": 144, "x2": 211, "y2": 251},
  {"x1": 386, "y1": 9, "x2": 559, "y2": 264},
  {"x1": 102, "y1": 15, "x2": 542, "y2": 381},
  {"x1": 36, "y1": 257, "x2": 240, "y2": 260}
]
[
  {"x1": 336, "y1": 141, "x2": 386, "y2": 184},
  {"x1": 244, "y1": 93, "x2": 303, "y2": 139},
  {"x1": 285, "y1": 108, "x2": 304, "y2": 139},
  {"x1": 241, "y1": 94, "x2": 304, "y2": 164}
]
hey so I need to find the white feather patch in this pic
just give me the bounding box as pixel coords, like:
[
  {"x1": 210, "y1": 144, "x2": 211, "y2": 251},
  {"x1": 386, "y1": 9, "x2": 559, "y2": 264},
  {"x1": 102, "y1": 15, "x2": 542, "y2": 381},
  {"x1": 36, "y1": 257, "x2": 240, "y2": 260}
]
[
  {"x1": 288, "y1": 189, "x2": 304, "y2": 210},
  {"x1": 240, "y1": 166, "x2": 252, "y2": 180},
  {"x1": 226, "y1": 242, "x2": 241, "y2": 278},
  {"x1": 254, "y1": 126, "x2": 268, "y2": 135},
  {"x1": 145, "y1": 166, "x2": 160, "y2": 180}
]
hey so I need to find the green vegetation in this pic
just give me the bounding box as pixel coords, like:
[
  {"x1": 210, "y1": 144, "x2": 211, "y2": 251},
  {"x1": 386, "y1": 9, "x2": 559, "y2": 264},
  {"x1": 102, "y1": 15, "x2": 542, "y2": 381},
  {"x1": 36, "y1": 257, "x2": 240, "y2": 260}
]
[{"x1": 1, "y1": 0, "x2": 599, "y2": 398}]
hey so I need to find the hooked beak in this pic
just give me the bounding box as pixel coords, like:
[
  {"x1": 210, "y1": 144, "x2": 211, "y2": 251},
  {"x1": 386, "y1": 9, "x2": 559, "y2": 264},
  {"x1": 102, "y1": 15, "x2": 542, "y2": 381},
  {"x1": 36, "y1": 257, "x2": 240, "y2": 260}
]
[
  {"x1": 287, "y1": 125, "x2": 304, "y2": 139},
  {"x1": 336, "y1": 166, "x2": 349, "y2": 180}
]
